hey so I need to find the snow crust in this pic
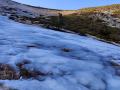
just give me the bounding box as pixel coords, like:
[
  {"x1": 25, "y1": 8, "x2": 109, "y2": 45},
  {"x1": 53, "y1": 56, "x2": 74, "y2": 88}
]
[{"x1": 0, "y1": 16, "x2": 120, "y2": 90}]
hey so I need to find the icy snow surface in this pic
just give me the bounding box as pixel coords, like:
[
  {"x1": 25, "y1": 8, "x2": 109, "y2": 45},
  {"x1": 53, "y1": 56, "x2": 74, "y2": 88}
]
[{"x1": 0, "y1": 15, "x2": 120, "y2": 90}]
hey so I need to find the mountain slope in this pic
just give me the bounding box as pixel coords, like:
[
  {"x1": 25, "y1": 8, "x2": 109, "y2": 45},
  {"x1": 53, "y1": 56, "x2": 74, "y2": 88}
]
[
  {"x1": 1, "y1": 0, "x2": 120, "y2": 17},
  {"x1": 0, "y1": 15, "x2": 120, "y2": 90},
  {"x1": 0, "y1": 0, "x2": 76, "y2": 17},
  {"x1": 0, "y1": 0, "x2": 59, "y2": 16},
  {"x1": 1, "y1": 0, "x2": 120, "y2": 29},
  {"x1": 1, "y1": 0, "x2": 120, "y2": 44}
]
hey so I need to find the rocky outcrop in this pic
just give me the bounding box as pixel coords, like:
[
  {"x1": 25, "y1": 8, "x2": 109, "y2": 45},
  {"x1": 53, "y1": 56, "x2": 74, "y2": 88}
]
[{"x1": 89, "y1": 12, "x2": 120, "y2": 28}]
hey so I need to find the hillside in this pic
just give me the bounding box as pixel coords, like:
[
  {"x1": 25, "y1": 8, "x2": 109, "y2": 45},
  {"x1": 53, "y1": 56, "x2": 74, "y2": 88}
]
[
  {"x1": 0, "y1": 0, "x2": 76, "y2": 17},
  {"x1": 7, "y1": 12, "x2": 120, "y2": 44},
  {"x1": 1, "y1": 0, "x2": 120, "y2": 17},
  {"x1": 50, "y1": 4, "x2": 120, "y2": 44},
  {"x1": 1, "y1": 0, "x2": 120, "y2": 44}
]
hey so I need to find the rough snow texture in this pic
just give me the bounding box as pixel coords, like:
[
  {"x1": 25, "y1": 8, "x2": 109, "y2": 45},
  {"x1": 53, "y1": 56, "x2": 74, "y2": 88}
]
[{"x1": 0, "y1": 16, "x2": 120, "y2": 90}]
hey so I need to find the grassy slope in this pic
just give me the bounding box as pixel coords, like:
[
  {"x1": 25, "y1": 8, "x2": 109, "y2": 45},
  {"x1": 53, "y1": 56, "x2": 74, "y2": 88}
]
[
  {"x1": 78, "y1": 4, "x2": 120, "y2": 13},
  {"x1": 8, "y1": 4, "x2": 120, "y2": 43},
  {"x1": 48, "y1": 4, "x2": 120, "y2": 43},
  {"x1": 48, "y1": 14, "x2": 120, "y2": 43}
]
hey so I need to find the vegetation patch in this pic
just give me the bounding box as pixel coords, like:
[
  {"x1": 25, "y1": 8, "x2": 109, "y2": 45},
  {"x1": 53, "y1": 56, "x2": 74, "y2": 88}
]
[
  {"x1": 0, "y1": 60, "x2": 46, "y2": 80},
  {"x1": 16, "y1": 60, "x2": 46, "y2": 79},
  {"x1": 48, "y1": 14, "x2": 120, "y2": 43},
  {"x1": 0, "y1": 64, "x2": 19, "y2": 80}
]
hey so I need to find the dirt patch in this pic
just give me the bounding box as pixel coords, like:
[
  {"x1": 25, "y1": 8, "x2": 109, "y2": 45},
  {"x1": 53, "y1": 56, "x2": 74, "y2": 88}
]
[
  {"x1": 0, "y1": 60, "x2": 46, "y2": 80},
  {"x1": 0, "y1": 64, "x2": 19, "y2": 80},
  {"x1": 16, "y1": 60, "x2": 46, "y2": 79}
]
